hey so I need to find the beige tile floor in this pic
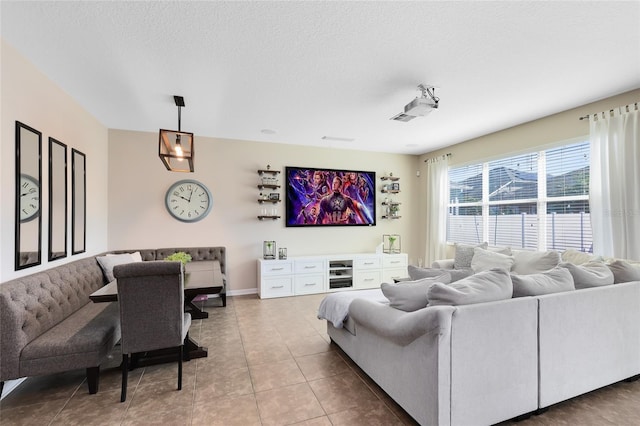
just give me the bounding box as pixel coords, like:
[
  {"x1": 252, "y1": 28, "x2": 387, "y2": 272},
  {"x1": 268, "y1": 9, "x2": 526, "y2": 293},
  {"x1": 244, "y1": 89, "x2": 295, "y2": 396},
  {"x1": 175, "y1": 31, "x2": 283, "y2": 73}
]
[{"x1": 1, "y1": 293, "x2": 639, "y2": 425}]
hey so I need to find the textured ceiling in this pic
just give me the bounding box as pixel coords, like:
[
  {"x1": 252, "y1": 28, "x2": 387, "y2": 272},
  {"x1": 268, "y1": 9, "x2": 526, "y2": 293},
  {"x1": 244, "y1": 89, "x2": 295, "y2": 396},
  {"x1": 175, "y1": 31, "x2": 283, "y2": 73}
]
[{"x1": 2, "y1": 1, "x2": 639, "y2": 154}]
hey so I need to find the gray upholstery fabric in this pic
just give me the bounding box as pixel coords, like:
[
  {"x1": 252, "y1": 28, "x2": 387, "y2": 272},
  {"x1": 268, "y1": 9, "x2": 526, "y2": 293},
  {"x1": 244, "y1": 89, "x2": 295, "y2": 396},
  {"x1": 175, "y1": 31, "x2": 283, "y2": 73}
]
[
  {"x1": 512, "y1": 250, "x2": 561, "y2": 275},
  {"x1": 381, "y1": 273, "x2": 452, "y2": 312},
  {"x1": 511, "y1": 267, "x2": 575, "y2": 297},
  {"x1": 96, "y1": 253, "x2": 139, "y2": 282},
  {"x1": 471, "y1": 247, "x2": 515, "y2": 272},
  {"x1": 559, "y1": 261, "x2": 614, "y2": 289},
  {"x1": 607, "y1": 260, "x2": 640, "y2": 283},
  {"x1": 114, "y1": 261, "x2": 191, "y2": 354},
  {"x1": 0, "y1": 256, "x2": 107, "y2": 380},
  {"x1": 408, "y1": 264, "x2": 472, "y2": 282},
  {"x1": 427, "y1": 268, "x2": 513, "y2": 306},
  {"x1": 453, "y1": 242, "x2": 488, "y2": 269}
]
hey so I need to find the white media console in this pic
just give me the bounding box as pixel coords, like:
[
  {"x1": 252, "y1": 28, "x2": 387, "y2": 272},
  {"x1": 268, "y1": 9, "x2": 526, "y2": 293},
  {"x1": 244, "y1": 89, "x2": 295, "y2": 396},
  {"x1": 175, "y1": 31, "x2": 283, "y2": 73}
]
[{"x1": 257, "y1": 253, "x2": 408, "y2": 299}]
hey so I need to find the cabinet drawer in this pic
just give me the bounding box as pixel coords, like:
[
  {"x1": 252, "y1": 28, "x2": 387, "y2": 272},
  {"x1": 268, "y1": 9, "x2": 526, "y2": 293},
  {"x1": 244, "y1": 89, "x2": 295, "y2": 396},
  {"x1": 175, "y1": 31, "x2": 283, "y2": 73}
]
[
  {"x1": 355, "y1": 270, "x2": 382, "y2": 289},
  {"x1": 294, "y1": 259, "x2": 325, "y2": 274},
  {"x1": 383, "y1": 268, "x2": 408, "y2": 283},
  {"x1": 383, "y1": 255, "x2": 407, "y2": 268},
  {"x1": 260, "y1": 276, "x2": 294, "y2": 298},
  {"x1": 294, "y1": 273, "x2": 325, "y2": 295},
  {"x1": 354, "y1": 257, "x2": 382, "y2": 270},
  {"x1": 261, "y1": 260, "x2": 293, "y2": 275}
]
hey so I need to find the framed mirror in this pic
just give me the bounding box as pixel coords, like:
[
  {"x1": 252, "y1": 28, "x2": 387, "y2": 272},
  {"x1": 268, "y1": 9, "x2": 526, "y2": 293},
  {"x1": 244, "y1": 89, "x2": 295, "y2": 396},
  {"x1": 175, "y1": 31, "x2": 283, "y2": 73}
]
[
  {"x1": 72, "y1": 149, "x2": 86, "y2": 255},
  {"x1": 49, "y1": 138, "x2": 67, "y2": 261},
  {"x1": 15, "y1": 121, "x2": 42, "y2": 270}
]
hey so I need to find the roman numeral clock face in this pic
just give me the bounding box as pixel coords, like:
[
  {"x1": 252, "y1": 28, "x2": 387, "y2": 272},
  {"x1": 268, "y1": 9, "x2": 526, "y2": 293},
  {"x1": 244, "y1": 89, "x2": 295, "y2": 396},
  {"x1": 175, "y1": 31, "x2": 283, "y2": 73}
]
[{"x1": 165, "y1": 180, "x2": 213, "y2": 222}]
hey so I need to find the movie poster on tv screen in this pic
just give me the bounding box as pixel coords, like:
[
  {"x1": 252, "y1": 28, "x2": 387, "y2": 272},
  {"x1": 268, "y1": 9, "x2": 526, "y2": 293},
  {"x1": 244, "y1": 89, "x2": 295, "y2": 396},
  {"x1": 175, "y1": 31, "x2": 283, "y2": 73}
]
[{"x1": 285, "y1": 166, "x2": 376, "y2": 227}]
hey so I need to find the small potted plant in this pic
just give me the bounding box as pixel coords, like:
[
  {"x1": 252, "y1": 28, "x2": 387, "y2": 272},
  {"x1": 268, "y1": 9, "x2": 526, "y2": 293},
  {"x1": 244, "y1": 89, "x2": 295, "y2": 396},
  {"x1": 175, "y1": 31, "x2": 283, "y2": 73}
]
[{"x1": 164, "y1": 251, "x2": 192, "y2": 266}]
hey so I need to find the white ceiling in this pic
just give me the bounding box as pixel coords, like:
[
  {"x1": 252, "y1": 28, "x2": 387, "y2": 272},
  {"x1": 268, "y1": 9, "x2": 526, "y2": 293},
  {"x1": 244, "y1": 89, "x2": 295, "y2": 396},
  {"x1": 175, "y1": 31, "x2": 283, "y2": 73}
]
[{"x1": 2, "y1": 1, "x2": 639, "y2": 155}]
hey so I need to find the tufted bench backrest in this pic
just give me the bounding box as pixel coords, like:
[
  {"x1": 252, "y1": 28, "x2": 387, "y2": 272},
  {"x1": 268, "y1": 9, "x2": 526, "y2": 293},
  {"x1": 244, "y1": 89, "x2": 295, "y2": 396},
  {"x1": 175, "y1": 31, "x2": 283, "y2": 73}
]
[{"x1": 0, "y1": 256, "x2": 104, "y2": 380}]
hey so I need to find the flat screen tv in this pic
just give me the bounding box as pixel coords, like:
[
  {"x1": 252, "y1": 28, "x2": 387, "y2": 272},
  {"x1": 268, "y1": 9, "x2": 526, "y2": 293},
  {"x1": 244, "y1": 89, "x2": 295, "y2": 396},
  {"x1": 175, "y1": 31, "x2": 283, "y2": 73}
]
[{"x1": 285, "y1": 166, "x2": 376, "y2": 227}]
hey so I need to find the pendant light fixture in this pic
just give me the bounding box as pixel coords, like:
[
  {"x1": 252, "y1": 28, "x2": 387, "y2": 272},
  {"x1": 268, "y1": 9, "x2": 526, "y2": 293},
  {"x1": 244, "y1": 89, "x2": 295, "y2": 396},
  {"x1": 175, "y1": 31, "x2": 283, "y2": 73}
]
[{"x1": 159, "y1": 95, "x2": 194, "y2": 172}]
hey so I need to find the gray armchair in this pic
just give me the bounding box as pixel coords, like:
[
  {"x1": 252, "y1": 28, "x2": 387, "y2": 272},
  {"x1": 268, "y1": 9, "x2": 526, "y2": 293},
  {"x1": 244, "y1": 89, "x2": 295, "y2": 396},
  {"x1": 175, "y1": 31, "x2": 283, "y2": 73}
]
[{"x1": 113, "y1": 261, "x2": 192, "y2": 402}]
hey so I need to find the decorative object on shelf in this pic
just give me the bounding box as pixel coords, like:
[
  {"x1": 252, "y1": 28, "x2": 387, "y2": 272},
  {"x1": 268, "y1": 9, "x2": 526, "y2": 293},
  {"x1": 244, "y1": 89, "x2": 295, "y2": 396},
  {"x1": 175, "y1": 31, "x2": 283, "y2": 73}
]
[
  {"x1": 159, "y1": 95, "x2": 194, "y2": 172},
  {"x1": 257, "y1": 167, "x2": 282, "y2": 219},
  {"x1": 383, "y1": 234, "x2": 401, "y2": 254},
  {"x1": 263, "y1": 241, "x2": 276, "y2": 259},
  {"x1": 278, "y1": 248, "x2": 287, "y2": 260},
  {"x1": 165, "y1": 179, "x2": 213, "y2": 222},
  {"x1": 381, "y1": 174, "x2": 401, "y2": 219},
  {"x1": 164, "y1": 251, "x2": 192, "y2": 266}
]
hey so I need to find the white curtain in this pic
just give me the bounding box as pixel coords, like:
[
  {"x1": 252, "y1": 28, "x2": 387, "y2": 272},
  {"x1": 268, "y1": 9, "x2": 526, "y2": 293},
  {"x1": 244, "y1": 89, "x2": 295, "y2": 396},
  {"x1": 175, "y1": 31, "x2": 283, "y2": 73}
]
[
  {"x1": 589, "y1": 104, "x2": 640, "y2": 260},
  {"x1": 424, "y1": 155, "x2": 450, "y2": 266}
]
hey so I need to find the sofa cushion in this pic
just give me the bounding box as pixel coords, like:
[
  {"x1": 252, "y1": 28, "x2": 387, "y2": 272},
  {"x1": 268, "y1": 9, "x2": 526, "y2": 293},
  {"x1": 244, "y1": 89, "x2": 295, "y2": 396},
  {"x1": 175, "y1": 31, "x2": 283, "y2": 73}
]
[
  {"x1": 427, "y1": 268, "x2": 513, "y2": 306},
  {"x1": 381, "y1": 273, "x2": 452, "y2": 312},
  {"x1": 512, "y1": 250, "x2": 561, "y2": 275},
  {"x1": 561, "y1": 249, "x2": 596, "y2": 265},
  {"x1": 559, "y1": 261, "x2": 614, "y2": 289},
  {"x1": 471, "y1": 247, "x2": 515, "y2": 272},
  {"x1": 107, "y1": 251, "x2": 143, "y2": 262},
  {"x1": 511, "y1": 267, "x2": 575, "y2": 297},
  {"x1": 408, "y1": 265, "x2": 473, "y2": 282},
  {"x1": 96, "y1": 253, "x2": 140, "y2": 282},
  {"x1": 453, "y1": 242, "x2": 488, "y2": 269},
  {"x1": 607, "y1": 260, "x2": 640, "y2": 284}
]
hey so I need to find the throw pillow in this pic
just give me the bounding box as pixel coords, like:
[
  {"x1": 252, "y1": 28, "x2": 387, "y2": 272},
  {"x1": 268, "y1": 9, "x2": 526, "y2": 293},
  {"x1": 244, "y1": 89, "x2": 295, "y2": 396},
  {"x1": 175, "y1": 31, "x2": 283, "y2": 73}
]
[
  {"x1": 471, "y1": 247, "x2": 515, "y2": 272},
  {"x1": 487, "y1": 246, "x2": 513, "y2": 255},
  {"x1": 97, "y1": 253, "x2": 139, "y2": 282},
  {"x1": 561, "y1": 249, "x2": 595, "y2": 265},
  {"x1": 381, "y1": 273, "x2": 452, "y2": 312},
  {"x1": 107, "y1": 251, "x2": 143, "y2": 262},
  {"x1": 511, "y1": 267, "x2": 575, "y2": 297},
  {"x1": 427, "y1": 268, "x2": 513, "y2": 306},
  {"x1": 408, "y1": 265, "x2": 473, "y2": 282},
  {"x1": 453, "y1": 242, "x2": 488, "y2": 270},
  {"x1": 559, "y1": 261, "x2": 614, "y2": 289},
  {"x1": 512, "y1": 250, "x2": 561, "y2": 275},
  {"x1": 607, "y1": 260, "x2": 640, "y2": 284}
]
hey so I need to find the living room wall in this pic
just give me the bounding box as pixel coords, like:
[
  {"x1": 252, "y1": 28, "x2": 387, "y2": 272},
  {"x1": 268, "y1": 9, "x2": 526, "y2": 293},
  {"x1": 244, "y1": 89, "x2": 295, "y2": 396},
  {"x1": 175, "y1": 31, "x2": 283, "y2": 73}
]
[
  {"x1": 0, "y1": 40, "x2": 109, "y2": 282},
  {"x1": 107, "y1": 130, "x2": 422, "y2": 294}
]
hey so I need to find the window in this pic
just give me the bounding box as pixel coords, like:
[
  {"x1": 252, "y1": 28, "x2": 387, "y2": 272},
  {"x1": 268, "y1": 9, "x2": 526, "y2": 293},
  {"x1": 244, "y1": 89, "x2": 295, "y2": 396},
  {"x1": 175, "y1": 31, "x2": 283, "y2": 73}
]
[{"x1": 448, "y1": 141, "x2": 591, "y2": 252}]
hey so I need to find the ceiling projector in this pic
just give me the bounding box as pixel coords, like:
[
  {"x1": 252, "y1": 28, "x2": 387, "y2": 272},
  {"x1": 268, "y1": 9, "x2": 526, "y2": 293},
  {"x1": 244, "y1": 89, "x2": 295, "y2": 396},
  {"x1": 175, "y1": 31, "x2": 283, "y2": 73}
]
[{"x1": 391, "y1": 84, "x2": 439, "y2": 122}]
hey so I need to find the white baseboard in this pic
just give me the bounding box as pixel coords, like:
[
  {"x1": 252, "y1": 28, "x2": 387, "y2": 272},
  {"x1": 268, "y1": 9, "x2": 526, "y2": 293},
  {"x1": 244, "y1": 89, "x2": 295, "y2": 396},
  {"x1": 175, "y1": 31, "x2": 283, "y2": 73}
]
[
  {"x1": 1, "y1": 378, "x2": 25, "y2": 400},
  {"x1": 226, "y1": 288, "x2": 258, "y2": 297}
]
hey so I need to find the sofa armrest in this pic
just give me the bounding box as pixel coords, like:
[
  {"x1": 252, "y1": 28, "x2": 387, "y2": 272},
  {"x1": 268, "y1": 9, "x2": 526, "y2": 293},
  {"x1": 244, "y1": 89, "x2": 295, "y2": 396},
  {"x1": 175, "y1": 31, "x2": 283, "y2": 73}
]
[
  {"x1": 431, "y1": 258, "x2": 454, "y2": 269},
  {"x1": 349, "y1": 299, "x2": 455, "y2": 346}
]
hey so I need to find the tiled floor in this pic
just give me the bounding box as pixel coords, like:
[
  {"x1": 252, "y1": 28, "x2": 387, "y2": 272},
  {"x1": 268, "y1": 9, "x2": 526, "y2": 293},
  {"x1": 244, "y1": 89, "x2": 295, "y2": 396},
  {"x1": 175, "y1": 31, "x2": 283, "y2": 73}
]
[{"x1": 1, "y1": 294, "x2": 639, "y2": 425}]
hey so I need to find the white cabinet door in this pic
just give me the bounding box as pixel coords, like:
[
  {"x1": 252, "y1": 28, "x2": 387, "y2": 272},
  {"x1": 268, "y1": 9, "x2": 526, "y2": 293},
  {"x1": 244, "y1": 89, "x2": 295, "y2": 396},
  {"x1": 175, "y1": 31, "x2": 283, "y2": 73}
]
[
  {"x1": 294, "y1": 273, "x2": 325, "y2": 295},
  {"x1": 354, "y1": 270, "x2": 382, "y2": 289},
  {"x1": 261, "y1": 276, "x2": 294, "y2": 298}
]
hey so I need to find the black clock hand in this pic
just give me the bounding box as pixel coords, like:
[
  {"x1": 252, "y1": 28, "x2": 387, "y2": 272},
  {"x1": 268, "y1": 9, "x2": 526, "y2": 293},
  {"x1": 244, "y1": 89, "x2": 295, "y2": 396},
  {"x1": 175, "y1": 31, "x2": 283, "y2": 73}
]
[
  {"x1": 177, "y1": 194, "x2": 189, "y2": 201},
  {"x1": 188, "y1": 188, "x2": 194, "y2": 202}
]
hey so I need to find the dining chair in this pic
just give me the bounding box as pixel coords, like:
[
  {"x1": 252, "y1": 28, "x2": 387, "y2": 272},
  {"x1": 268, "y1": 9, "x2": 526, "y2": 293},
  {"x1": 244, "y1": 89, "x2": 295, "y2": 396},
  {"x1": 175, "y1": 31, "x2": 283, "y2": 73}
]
[{"x1": 113, "y1": 261, "x2": 192, "y2": 402}]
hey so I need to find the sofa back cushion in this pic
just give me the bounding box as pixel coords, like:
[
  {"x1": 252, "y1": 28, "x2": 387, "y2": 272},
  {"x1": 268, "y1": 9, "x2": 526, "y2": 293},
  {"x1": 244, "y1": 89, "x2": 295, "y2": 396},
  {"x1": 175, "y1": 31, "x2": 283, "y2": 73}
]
[
  {"x1": 471, "y1": 247, "x2": 515, "y2": 272},
  {"x1": 607, "y1": 260, "x2": 640, "y2": 284},
  {"x1": 511, "y1": 267, "x2": 575, "y2": 297},
  {"x1": 381, "y1": 273, "x2": 452, "y2": 312},
  {"x1": 512, "y1": 250, "x2": 561, "y2": 275},
  {"x1": 427, "y1": 268, "x2": 513, "y2": 306},
  {"x1": 559, "y1": 261, "x2": 614, "y2": 289},
  {"x1": 408, "y1": 264, "x2": 473, "y2": 282}
]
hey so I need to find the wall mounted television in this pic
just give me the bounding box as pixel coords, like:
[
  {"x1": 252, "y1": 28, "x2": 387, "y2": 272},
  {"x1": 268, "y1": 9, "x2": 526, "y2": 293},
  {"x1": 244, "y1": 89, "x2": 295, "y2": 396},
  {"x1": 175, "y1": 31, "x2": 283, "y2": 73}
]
[{"x1": 285, "y1": 166, "x2": 376, "y2": 227}]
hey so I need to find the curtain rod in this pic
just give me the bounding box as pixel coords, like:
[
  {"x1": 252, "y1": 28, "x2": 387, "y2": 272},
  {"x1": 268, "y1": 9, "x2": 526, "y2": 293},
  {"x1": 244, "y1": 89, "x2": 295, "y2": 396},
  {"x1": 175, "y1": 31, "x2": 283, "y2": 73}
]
[
  {"x1": 424, "y1": 152, "x2": 451, "y2": 163},
  {"x1": 579, "y1": 102, "x2": 638, "y2": 121}
]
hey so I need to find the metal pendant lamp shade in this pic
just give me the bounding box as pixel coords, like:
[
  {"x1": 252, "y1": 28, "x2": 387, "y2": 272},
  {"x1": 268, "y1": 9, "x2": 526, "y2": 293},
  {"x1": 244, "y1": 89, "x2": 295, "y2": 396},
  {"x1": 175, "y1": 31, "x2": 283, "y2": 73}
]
[{"x1": 159, "y1": 96, "x2": 194, "y2": 172}]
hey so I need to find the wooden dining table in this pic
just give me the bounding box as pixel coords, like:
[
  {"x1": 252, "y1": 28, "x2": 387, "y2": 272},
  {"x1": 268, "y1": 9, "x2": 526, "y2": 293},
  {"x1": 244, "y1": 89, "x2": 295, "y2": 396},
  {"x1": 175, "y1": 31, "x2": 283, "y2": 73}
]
[{"x1": 89, "y1": 260, "x2": 225, "y2": 365}]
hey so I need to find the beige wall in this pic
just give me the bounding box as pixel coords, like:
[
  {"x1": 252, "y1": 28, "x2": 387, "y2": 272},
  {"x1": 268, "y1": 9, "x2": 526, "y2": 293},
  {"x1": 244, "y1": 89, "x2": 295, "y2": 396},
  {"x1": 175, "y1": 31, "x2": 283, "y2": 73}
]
[
  {"x1": 1, "y1": 40, "x2": 109, "y2": 282},
  {"x1": 108, "y1": 130, "x2": 422, "y2": 293}
]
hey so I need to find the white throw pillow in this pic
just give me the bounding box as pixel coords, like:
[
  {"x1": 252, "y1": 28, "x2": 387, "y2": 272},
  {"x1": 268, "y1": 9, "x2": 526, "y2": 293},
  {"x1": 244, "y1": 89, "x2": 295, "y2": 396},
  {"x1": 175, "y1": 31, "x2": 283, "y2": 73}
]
[
  {"x1": 427, "y1": 268, "x2": 513, "y2": 306},
  {"x1": 107, "y1": 251, "x2": 143, "y2": 262},
  {"x1": 511, "y1": 267, "x2": 575, "y2": 297},
  {"x1": 561, "y1": 249, "x2": 595, "y2": 265},
  {"x1": 512, "y1": 250, "x2": 561, "y2": 275},
  {"x1": 381, "y1": 273, "x2": 452, "y2": 312},
  {"x1": 559, "y1": 261, "x2": 614, "y2": 289},
  {"x1": 453, "y1": 242, "x2": 488, "y2": 270},
  {"x1": 97, "y1": 253, "x2": 139, "y2": 282},
  {"x1": 471, "y1": 247, "x2": 515, "y2": 272}
]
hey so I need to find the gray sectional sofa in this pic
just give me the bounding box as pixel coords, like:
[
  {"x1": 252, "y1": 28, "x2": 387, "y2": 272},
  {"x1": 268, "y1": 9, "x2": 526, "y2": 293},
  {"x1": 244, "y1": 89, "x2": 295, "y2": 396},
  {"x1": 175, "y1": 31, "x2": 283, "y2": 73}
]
[
  {"x1": 0, "y1": 246, "x2": 226, "y2": 396},
  {"x1": 323, "y1": 247, "x2": 640, "y2": 426}
]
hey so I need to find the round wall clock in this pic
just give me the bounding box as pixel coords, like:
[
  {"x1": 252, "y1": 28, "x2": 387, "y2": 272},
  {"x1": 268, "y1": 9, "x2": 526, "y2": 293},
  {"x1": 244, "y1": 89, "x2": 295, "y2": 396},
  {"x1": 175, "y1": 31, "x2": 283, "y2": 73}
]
[
  {"x1": 165, "y1": 179, "x2": 213, "y2": 222},
  {"x1": 20, "y1": 174, "x2": 40, "y2": 222}
]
